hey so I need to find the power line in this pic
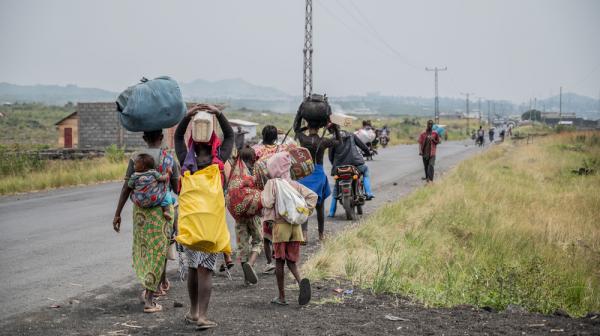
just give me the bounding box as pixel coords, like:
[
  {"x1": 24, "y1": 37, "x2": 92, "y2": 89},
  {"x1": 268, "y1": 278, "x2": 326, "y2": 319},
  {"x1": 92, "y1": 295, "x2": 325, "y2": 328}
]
[
  {"x1": 425, "y1": 66, "x2": 447, "y2": 123},
  {"x1": 342, "y1": 0, "x2": 423, "y2": 70}
]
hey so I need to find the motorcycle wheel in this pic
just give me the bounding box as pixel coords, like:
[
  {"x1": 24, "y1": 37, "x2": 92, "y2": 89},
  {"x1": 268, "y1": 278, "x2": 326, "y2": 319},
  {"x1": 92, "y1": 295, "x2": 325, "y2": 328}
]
[
  {"x1": 342, "y1": 195, "x2": 356, "y2": 220},
  {"x1": 357, "y1": 204, "x2": 363, "y2": 215}
]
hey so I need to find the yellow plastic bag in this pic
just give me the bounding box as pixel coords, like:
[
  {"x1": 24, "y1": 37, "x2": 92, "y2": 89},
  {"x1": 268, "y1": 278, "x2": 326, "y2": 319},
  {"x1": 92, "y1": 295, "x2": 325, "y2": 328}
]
[{"x1": 175, "y1": 164, "x2": 231, "y2": 254}]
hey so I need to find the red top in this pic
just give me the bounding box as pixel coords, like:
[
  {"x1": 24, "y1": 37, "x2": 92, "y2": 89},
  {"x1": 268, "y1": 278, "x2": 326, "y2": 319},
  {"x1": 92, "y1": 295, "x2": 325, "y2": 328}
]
[{"x1": 418, "y1": 130, "x2": 440, "y2": 157}]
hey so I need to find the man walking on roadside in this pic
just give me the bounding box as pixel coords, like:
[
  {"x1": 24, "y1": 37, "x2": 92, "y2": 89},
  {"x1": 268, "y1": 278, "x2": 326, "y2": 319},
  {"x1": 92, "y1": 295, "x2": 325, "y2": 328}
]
[{"x1": 418, "y1": 120, "x2": 440, "y2": 183}]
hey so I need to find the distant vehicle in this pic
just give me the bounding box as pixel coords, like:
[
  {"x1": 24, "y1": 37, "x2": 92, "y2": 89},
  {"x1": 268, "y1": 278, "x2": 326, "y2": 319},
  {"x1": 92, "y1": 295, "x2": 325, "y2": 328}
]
[{"x1": 558, "y1": 121, "x2": 573, "y2": 126}]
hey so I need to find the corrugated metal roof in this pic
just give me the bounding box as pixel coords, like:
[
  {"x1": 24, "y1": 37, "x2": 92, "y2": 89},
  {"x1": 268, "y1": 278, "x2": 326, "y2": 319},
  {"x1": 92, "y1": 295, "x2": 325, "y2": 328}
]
[{"x1": 228, "y1": 119, "x2": 259, "y2": 126}]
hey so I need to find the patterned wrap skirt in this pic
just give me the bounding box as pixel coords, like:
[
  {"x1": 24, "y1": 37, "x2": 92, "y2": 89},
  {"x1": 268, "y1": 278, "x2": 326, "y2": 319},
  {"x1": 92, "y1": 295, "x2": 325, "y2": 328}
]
[{"x1": 132, "y1": 205, "x2": 174, "y2": 292}]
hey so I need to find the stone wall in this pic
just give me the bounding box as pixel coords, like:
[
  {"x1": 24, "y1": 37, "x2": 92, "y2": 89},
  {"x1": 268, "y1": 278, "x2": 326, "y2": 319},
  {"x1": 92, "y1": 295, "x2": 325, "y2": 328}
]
[{"x1": 77, "y1": 103, "x2": 145, "y2": 149}]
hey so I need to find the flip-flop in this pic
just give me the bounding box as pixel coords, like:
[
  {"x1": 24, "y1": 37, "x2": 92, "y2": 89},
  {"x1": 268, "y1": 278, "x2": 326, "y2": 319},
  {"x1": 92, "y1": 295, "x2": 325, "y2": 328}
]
[
  {"x1": 218, "y1": 262, "x2": 235, "y2": 273},
  {"x1": 184, "y1": 312, "x2": 198, "y2": 324},
  {"x1": 298, "y1": 278, "x2": 311, "y2": 306},
  {"x1": 242, "y1": 262, "x2": 258, "y2": 285},
  {"x1": 143, "y1": 302, "x2": 163, "y2": 313},
  {"x1": 196, "y1": 320, "x2": 218, "y2": 330},
  {"x1": 271, "y1": 297, "x2": 288, "y2": 306}
]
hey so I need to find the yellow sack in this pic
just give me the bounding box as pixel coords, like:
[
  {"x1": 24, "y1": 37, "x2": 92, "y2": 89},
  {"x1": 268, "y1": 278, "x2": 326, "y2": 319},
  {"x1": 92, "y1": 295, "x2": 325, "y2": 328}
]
[{"x1": 175, "y1": 164, "x2": 231, "y2": 254}]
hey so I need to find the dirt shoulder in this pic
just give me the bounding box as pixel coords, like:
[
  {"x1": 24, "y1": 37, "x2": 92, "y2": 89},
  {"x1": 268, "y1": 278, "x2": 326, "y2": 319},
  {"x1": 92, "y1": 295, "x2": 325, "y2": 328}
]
[{"x1": 2, "y1": 145, "x2": 597, "y2": 335}]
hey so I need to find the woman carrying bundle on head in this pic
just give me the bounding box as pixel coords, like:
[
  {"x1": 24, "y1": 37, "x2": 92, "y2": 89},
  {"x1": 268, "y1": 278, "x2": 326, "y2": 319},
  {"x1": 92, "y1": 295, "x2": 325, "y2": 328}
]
[
  {"x1": 293, "y1": 97, "x2": 340, "y2": 242},
  {"x1": 173, "y1": 103, "x2": 234, "y2": 330}
]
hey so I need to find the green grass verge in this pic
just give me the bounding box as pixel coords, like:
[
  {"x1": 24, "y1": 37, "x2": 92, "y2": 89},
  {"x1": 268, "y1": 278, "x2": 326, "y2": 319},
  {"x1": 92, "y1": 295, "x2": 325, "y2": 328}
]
[{"x1": 304, "y1": 131, "x2": 600, "y2": 317}]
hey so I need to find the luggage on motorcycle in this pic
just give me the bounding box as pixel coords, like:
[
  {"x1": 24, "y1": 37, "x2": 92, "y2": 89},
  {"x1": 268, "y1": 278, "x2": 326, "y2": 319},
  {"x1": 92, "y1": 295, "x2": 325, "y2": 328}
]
[
  {"x1": 298, "y1": 93, "x2": 332, "y2": 128},
  {"x1": 331, "y1": 131, "x2": 365, "y2": 175},
  {"x1": 254, "y1": 146, "x2": 314, "y2": 189},
  {"x1": 355, "y1": 128, "x2": 376, "y2": 144},
  {"x1": 330, "y1": 113, "x2": 356, "y2": 127},
  {"x1": 273, "y1": 178, "x2": 311, "y2": 225},
  {"x1": 116, "y1": 76, "x2": 186, "y2": 132}
]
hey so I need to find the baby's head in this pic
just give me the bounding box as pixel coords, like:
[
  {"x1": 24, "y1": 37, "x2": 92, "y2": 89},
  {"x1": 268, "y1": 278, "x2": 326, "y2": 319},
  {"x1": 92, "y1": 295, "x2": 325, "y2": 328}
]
[
  {"x1": 133, "y1": 153, "x2": 155, "y2": 173},
  {"x1": 239, "y1": 145, "x2": 256, "y2": 167}
]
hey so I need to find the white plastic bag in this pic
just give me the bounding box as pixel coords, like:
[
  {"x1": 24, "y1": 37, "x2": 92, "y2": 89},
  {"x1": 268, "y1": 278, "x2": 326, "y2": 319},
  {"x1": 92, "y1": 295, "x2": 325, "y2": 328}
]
[
  {"x1": 355, "y1": 128, "x2": 376, "y2": 143},
  {"x1": 274, "y1": 178, "x2": 310, "y2": 225}
]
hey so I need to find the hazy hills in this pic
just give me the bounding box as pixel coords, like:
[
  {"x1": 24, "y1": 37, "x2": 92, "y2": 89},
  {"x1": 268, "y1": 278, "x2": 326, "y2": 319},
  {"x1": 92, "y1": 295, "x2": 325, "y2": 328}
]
[{"x1": 1, "y1": 80, "x2": 598, "y2": 119}]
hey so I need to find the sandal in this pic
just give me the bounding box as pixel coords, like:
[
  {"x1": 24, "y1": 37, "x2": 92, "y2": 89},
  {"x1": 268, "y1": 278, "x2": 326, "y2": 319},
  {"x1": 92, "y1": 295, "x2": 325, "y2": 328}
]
[
  {"x1": 184, "y1": 311, "x2": 198, "y2": 324},
  {"x1": 271, "y1": 297, "x2": 288, "y2": 306},
  {"x1": 298, "y1": 278, "x2": 311, "y2": 306},
  {"x1": 196, "y1": 319, "x2": 218, "y2": 330},
  {"x1": 143, "y1": 302, "x2": 163, "y2": 313},
  {"x1": 218, "y1": 262, "x2": 234, "y2": 273},
  {"x1": 242, "y1": 262, "x2": 258, "y2": 285}
]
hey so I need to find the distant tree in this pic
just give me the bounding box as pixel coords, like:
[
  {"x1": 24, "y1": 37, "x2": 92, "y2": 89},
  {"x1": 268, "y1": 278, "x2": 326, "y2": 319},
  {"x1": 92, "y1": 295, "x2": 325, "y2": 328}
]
[{"x1": 521, "y1": 109, "x2": 542, "y2": 121}]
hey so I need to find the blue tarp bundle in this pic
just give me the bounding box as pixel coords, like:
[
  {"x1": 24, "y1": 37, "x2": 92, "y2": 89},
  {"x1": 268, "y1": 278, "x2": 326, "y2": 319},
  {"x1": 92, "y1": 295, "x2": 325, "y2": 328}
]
[{"x1": 116, "y1": 76, "x2": 186, "y2": 132}]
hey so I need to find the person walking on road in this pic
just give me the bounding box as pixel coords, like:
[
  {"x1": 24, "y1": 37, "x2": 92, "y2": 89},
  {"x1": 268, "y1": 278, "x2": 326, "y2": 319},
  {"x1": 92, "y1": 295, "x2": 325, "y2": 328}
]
[
  {"x1": 261, "y1": 152, "x2": 317, "y2": 306},
  {"x1": 113, "y1": 130, "x2": 180, "y2": 313},
  {"x1": 252, "y1": 125, "x2": 296, "y2": 274},
  {"x1": 293, "y1": 113, "x2": 340, "y2": 242},
  {"x1": 418, "y1": 120, "x2": 441, "y2": 183},
  {"x1": 174, "y1": 103, "x2": 234, "y2": 329}
]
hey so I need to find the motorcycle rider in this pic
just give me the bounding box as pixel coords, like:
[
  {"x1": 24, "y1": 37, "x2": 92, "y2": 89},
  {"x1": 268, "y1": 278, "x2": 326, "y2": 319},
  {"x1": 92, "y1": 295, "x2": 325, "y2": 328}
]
[{"x1": 328, "y1": 129, "x2": 375, "y2": 218}]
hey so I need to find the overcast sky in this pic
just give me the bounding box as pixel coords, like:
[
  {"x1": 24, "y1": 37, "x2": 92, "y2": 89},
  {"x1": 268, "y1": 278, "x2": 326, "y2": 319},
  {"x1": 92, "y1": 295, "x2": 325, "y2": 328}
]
[{"x1": 1, "y1": 0, "x2": 599, "y2": 103}]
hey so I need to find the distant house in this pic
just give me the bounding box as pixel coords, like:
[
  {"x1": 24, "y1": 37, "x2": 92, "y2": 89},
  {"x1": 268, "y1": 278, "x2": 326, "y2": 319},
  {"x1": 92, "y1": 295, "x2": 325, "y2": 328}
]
[
  {"x1": 228, "y1": 119, "x2": 259, "y2": 139},
  {"x1": 55, "y1": 112, "x2": 79, "y2": 148},
  {"x1": 55, "y1": 103, "x2": 181, "y2": 149}
]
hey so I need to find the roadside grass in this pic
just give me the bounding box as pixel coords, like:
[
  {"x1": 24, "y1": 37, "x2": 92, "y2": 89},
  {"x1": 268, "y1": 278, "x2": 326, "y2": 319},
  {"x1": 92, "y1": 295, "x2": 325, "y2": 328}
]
[
  {"x1": 304, "y1": 131, "x2": 600, "y2": 317},
  {"x1": 0, "y1": 158, "x2": 127, "y2": 195}
]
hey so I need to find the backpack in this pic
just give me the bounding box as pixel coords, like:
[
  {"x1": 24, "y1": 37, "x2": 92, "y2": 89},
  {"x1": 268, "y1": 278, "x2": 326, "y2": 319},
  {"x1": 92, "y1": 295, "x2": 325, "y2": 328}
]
[
  {"x1": 273, "y1": 178, "x2": 311, "y2": 225},
  {"x1": 130, "y1": 149, "x2": 174, "y2": 208}
]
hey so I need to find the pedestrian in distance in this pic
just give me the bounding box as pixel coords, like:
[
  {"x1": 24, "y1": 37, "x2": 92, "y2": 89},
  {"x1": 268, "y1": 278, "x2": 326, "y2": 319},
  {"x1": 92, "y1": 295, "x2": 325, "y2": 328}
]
[
  {"x1": 113, "y1": 129, "x2": 180, "y2": 313},
  {"x1": 174, "y1": 103, "x2": 234, "y2": 330},
  {"x1": 418, "y1": 120, "x2": 440, "y2": 183}
]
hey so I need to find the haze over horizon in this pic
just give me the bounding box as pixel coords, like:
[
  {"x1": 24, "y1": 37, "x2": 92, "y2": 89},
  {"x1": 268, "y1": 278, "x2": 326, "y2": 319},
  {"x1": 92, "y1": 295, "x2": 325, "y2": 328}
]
[{"x1": 1, "y1": 0, "x2": 599, "y2": 104}]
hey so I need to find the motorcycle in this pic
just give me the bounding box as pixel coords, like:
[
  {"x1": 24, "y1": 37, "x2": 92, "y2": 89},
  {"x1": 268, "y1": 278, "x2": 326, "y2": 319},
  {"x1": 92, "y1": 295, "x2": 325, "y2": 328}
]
[
  {"x1": 379, "y1": 134, "x2": 389, "y2": 148},
  {"x1": 333, "y1": 165, "x2": 366, "y2": 220},
  {"x1": 363, "y1": 141, "x2": 378, "y2": 161}
]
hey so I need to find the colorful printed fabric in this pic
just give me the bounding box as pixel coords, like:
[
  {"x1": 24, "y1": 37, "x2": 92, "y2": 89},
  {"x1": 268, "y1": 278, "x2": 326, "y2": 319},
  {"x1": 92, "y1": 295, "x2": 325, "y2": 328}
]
[
  {"x1": 128, "y1": 150, "x2": 174, "y2": 208},
  {"x1": 132, "y1": 205, "x2": 174, "y2": 292},
  {"x1": 226, "y1": 159, "x2": 262, "y2": 220},
  {"x1": 129, "y1": 170, "x2": 167, "y2": 208}
]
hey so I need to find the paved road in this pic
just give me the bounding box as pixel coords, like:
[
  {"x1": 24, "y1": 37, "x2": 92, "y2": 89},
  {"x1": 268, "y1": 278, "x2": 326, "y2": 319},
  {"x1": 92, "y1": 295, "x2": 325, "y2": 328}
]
[{"x1": 0, "y1": 140, "x2": 481, "y2": 319}]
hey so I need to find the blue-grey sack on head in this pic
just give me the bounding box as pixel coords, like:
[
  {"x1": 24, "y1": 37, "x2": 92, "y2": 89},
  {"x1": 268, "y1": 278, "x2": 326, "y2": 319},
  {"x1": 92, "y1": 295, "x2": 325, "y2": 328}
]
[{"x1": 116, "y1": 76, "x2": 186, "y2": 132}]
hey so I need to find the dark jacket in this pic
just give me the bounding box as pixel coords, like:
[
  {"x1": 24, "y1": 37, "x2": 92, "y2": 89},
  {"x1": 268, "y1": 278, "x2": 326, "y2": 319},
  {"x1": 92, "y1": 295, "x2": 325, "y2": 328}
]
[{"x1": 328, "y1": 130, "x2": 370, "y2": 175}]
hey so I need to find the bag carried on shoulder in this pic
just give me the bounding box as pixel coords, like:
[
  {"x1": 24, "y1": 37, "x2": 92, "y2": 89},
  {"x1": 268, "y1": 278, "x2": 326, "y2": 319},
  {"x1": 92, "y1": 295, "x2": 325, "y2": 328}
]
[
  {"x1": 175, "y1": 164, "x2": 232, "y2": 254},
  {"x1": 254, "y1": 146, "x2": 314, "y2": 189},
  {"x1": 274, "y1": 178, "x2": 311, "y2": 225},
  {"x1": 116, "y1": 76, "x2": 186, "y2": 132},
  {"x1": 225, "y1": 158, "x2": 262, "y2": 220}
]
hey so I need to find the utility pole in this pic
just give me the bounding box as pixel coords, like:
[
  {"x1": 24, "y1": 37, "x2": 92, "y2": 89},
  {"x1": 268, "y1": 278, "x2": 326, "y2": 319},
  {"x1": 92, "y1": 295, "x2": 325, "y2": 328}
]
[
  {"x1": 559, "y1": 86, "x2": 562, "y2": 121},
  {"x1": 425, "y1": 66, "x2": 447, "y2": 124},
  {"x1": 487, "y1": 100, "x2": 491, "y2": 125},
  {"x1": 461, "y1": 92, "x2": 473, "y2": 135},
  {"x1": 302, "y1": 0, "x2": 313, "y2": 100},
  {"x1": 477, "y1": 97, "x2": 482, "y2": 126}
]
